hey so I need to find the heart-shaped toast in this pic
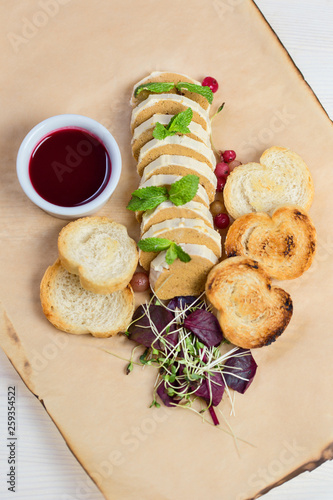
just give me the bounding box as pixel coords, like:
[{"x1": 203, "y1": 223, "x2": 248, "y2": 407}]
[
  {"x1": 225, "y1": 206, "x2": 316, "y2": 280},
  {"x1": 223, "y1": 147, "x2": 314, "y2": 219},
  {"x1": 205, "y1": 257, "x2": 293, "y2": 348}
]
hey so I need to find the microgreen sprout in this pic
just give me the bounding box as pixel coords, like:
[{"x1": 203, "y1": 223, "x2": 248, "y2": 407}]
[
  {"x1": 103, "y1": 292, "x2": 257, "y2": 435},
  {"x1": 125, "y1": 295, "x2": 256, "y2": 426}
]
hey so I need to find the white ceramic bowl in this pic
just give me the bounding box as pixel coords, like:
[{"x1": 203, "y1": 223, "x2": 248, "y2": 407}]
[{"x1": 16, "y1": 114, "x2": 122, "y2": 219}]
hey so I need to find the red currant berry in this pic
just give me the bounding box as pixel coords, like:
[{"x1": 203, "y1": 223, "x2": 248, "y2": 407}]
[
  {"x1": 216, "y1": 176, "x2": 227, "y2": 192},
  {"x1": 214, "y1": 162, "x2": 230, "y2": 178},
  {"x1": 222, "y1": 150, "x2": 236, "y2": 163},
  {"x1": 214, "y1": 213, "x2": 230, "y2": 229},
  {"x1": 202, "y1": 76, "x2": 219, "y2": 93}
]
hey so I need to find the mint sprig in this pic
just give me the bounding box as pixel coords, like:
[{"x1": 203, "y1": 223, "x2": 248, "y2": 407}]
[
  {"x1": 137, "y1": 238, "x2": 191, "y2": 265},
  {"x1": 137, "y1": 237, "x2": 173, "y2": 253},
  {"x1": 168, "y1": 175, "x2": 199, "y2": 206},
  {"x1": 126, "y1": 174, "x2": 199, "y2": 212},
  {"x1": 134, "y1": 82, "x2": 175, "y2": 97},
  {"x1": 176, "y1": 82, "x2": 213, "y2": 104},
  {"x1": 152, "y1": 108, "x2": 193, "y2": 140},
  {"x1": 126, "y1": 186, "x2": 168, "y2": 211},
  {"x1": 165, "y1": 243, "x2": 178, "y2": 265}
]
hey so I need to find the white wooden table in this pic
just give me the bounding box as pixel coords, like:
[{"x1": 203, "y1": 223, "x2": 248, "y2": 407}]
[{"x1": 1, "y1": 1, "x2": 333, "y2": 498}]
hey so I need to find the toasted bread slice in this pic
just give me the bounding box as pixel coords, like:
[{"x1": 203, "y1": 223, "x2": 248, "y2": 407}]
[
  {"x1": 58, "y1": 217, "x2": 138, "y2": 294},
  {"x1": 131, "y1": 94, "x2": 211, "y2": 133},
  {"x1": 225, "y1": 206, "x2": 317, "y2": 280},
  {"x1": 141, "y1": 155, "x2": 217, "y2": 203},
  {"x1": 139, "y1": 218, "x2": 222, "y2": 270},
  {"x1": 132, "y1": 114, "x2": 210, "y2": 160},
  {"x1": 130, "y1": 71, "x2": 210, "y2": 111},
  {"x1": 223, "y1": 147, "x2": 314, "y2": 219},
  {"x1": 136, "y1": 136, "x2": 216, "y2": 176},
  {"x1": 40, "y1": 260, "x2": 135, "y2": 337},
  {"x1": 205, "y1": 257, "x2": 293, "y2": 349},
  {"x1": 150, "y1": 244, "x2": 218, "y2": 300},
  {"x1": 141, "y1": 200, "x2": 214, "y2": 233}
]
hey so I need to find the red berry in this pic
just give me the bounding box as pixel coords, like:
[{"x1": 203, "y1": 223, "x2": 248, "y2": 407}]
[
  {"x1": 202, "y1": 76, "x2": 219, "y2": 93},
  {"x1": 130, "y1": 272, "x2": 149, "y2": 293},
  {"x1": 222, "y1": 150, "x2": 236, "y2": 163},
  {"x1": 214, "y1": 162, "x2": 229, "y2": 178},
  {"x1": 216, "y1": 176, "x2": 227, "y2": 192},
  {"x1": 214, "y1": 213, "x2": 230, "y2": 229}
]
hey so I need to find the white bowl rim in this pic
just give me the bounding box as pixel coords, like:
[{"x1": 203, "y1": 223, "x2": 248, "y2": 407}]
[{"x1": 16, "y1": 114, "x2": 122, "y2": 216}]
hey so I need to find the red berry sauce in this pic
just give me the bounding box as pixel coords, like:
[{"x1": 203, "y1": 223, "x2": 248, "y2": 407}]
[{"x1": 29, "y1": 127, "x2": 111, "y2": 207}]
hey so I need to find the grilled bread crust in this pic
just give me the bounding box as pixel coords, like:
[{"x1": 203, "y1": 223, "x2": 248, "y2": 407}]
[
  {"x1": 205, "y1": 257, "x2": 293, "y2": 348},
  {"x1": 225, "y1": 206, "x2": 317, "y2": 280}
]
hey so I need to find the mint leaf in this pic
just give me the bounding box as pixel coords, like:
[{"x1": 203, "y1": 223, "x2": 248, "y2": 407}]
[
  {"x1": 175, "y1": 245, "x2": 191, "y2": 263},
  {"x1": 152, "y1": 121, "x2": 174, "y2": 140},
  {"x1": 127, "y1": 174, "x2": 200, "y2": 212},
  {"x1": 131, "y1": 186, "x2": 168, "y2": 200},
  {"x1": 165, "y1": 243, "x2": 178, "y2": 265},
  {"x1": 137, "y1": 238, "x2": 191, "y2": 265},
  {"x1": 167, "y1": 108, "x2": 193, "y2": 134},
  {"x1": 152, "y1": 108, "x2": 193, "y2": 141},
  {"x1": 168, "y1": 175, "x2": 199, "y2": 206},
  {"x1": 126, "y1": 186, "x2": 168, "y2": 211},
  {"x1": 134, "y1": 82, "x2": 175, "y2": 97},
  {"x1": 127, "y1": 194, "x2": 167, "y2": 212},
  {"x1": 176, "y1": 82, "x2": 213, "y2": 104},
  {"x1": 137, "y1": 238, "x2": 172, "y2": 253}
]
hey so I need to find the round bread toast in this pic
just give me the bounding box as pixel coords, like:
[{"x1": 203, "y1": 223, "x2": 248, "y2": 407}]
[
  {"x1": 223, "y1": 147, "x2": 314, "y2": 219},
  {"x1": 58, "y1": 217, "x2": 138, "y2": 294},
  {"x1": 40, "y1": 260, "x2": 135, "y2": 337},
  {"x1": 205, "y1": 257, "x2": 293, "y2": 348},
  {"x1": 225, "y1": 206, "x2": 317, "y2": 280}
]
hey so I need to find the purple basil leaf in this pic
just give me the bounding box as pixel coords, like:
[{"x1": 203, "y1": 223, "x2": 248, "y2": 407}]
[
  {"x1": 128, "y1": 305, "x2": 178, "y2": 349},
  {"x1": 193, "y1": 371, "x2": 225, "y2": 407},
  {"x1": 157, "y1": 382, "x2": 177, "y2": 407},
  {"x1": 167, "y1": 296, "x2": 198, "y2": 313},
  {"x1": 223, "y1": 348, "x2": 257, "y2": 394},
  {"x1": 184, "y1": 309, "x2": 223, "y2": 347}
]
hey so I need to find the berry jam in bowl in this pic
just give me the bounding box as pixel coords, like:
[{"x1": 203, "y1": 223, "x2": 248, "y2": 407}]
[{"x1": 16, "y1": 114, "x2": 122, "y2": 219}]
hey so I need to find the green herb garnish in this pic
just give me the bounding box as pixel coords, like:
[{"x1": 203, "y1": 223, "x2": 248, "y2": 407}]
[
  {"x1": 137, "y1": 237, "x2": 191, "y2": 265},
  {"x1": 126, "y1": 174, "x2": 199, "y2": 212},
  {"x1": 152, "y1": 108, "x2": 193, "y2": 140},
  {"x1": 168, "y1": 174, "x2": 199, "y2": 206},
  {"x1": 134, "y1": 82, "x2": 175, "y2": 97},
  {"x1": 126, "y1": 186, "x2": 168, "y2": 211},
  {"x1": 176, "y1": 82, "x2": 214, "y2": 104}
]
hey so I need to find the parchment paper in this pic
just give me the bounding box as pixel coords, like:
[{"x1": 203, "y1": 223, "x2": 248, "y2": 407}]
[{"x1": 1, "y1": 1, "x2": 333, "y2": 499}]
